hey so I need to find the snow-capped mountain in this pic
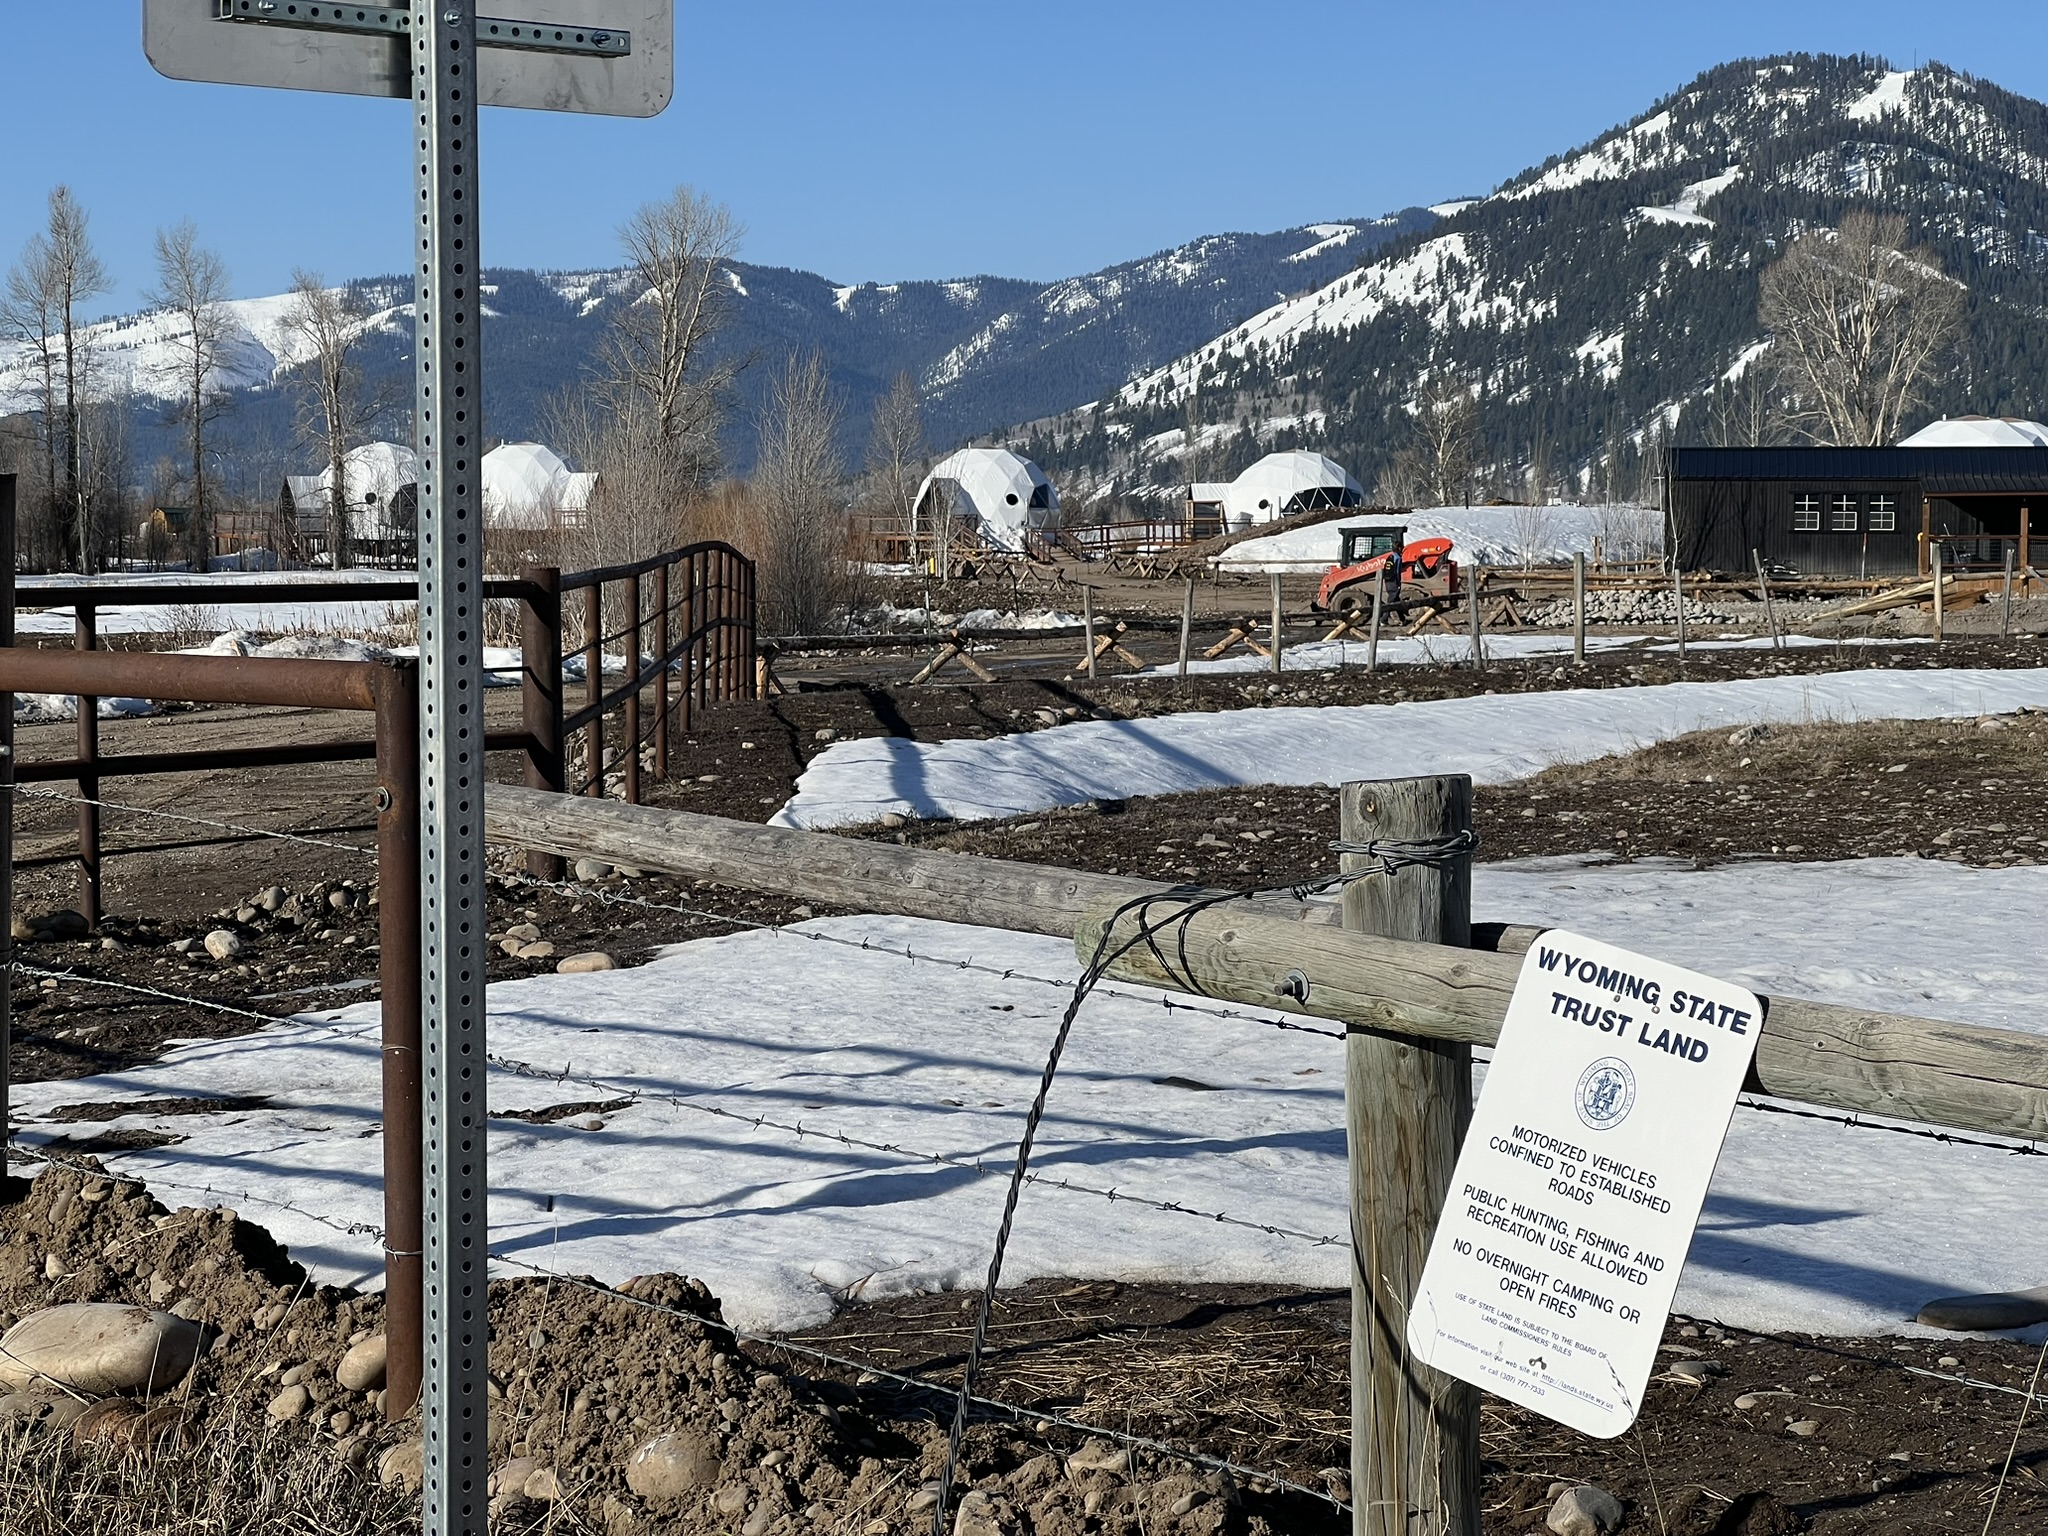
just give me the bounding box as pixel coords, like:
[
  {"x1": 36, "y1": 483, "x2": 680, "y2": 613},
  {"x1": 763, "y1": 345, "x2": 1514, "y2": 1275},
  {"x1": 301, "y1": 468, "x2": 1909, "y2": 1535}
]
[
  {"x1": 0, "y1": 214, "x2": 1430, "y2": 479},
  {"x1": 1021, "y1": 53, "x2": 2048, "y2": 503}
]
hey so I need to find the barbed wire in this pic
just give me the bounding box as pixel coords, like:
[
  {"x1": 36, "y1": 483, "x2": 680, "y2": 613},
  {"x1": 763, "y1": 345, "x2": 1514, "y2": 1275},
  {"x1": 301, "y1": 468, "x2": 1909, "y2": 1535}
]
[
  {"x1": 485, "y1": 862, "x2": 1350, "y2": 1043},
  {"x1": 15, "y1": 785, "x2": 376, "y2": 856},
  {"x1": 1733, "y1": 1095, "x2": 2045, "y2": 1158},
  {"x1": 487, "y1": 1049, "x2": 1349, "y2": 1250},
  {"x1": 3, "y1": 1140, "x2": 385, "y2": 1244},
  {"x1": 484, "y1": 1248, "x2": 1351, "y2": 1515}
]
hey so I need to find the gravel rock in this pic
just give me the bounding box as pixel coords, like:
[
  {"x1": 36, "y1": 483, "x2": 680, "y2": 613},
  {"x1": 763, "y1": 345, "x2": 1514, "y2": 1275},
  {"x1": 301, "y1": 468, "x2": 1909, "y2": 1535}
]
[
  {"x1": 203, "y1": 929, "x2": 244, "y2": 961},
  {"x1": 953, "y1": 1490, "x2": 1008, "y2": 1535},
  {"x1": 515, "y1": 940, "x2": 556, "y2": 959},
  {"x1": 574, "y1": 858, "x2": 613, "y2": 882},
  {"x1": 1547, "y1": 1482, "x2": 1625, "y2": 1536},
  {"x1": 379, "y1": 1439, "x2": 425, "y2": 1491},
  {"x1": 1066, "y1": 1440, "x2": 1131, "y2": 1476},
  {"x1": 267, "y1": 1384, "x2": 312, "y2": 1421},
  {"x1": 523, "y1": 1467, "x2": 565, "y2": 1501},
  {"x1": 1788, "y1": 1418, "x2": 1822, "y2": 1437},
  {"x1": 336, "y1": 1333, "x2": 388, "y2": 1392},
  {"x1": 557, "y1": 951, "x2": 619, "y2": 974},
  {"x1": 0, "y1": 1303, "x2": 203, "y2": 1395},
  {"x1": 625, "y1": 1430, "x2": 723, "y2": 1499}
]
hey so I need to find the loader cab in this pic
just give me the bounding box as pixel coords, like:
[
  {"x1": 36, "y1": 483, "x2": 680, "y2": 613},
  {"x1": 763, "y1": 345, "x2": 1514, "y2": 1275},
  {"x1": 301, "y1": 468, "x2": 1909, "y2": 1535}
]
[{"x1": 1338, "y1": 525, "x2": 1409, "y2": 567}]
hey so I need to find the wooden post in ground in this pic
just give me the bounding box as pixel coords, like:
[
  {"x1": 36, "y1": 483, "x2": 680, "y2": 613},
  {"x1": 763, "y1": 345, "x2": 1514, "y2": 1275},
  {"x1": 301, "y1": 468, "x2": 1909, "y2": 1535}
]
[
  {"x1": 1178, "y1": 577, "x2": 1194, "y2": 683},
  {"x1": 1270, "y1": 572, "x2": 1285, "y2": 676},
  {"x1": 1082, "y1": 586, "x2": 1097, "y2": 681},
  {"x1": 2004, "y1": 547, "x2": 2016, "y2": 641},
  {"x1": 1342, "y1": 776, "x2": 1479, "y2": 1536},
  {"x1": 1672, "y1": 559, "x2": 1687, "y2": 671},
  {"x1": 1932, "y1": 542, "x2": 1944, "y2": 643},
  {"x1": 2022, "y1": 507, "x2": 2031, "y2": 590},
  {"x1": 1366, "y1": 579, "x2": 1384, "y2": 673},
  {"x1": 1571, "y1": 551, "x2": 1586, "y2": 664},
  {"x1": 1752, "y1": 550, "x2": 1782, "y2": 651},
  {"x1": 0, "y1": 475, "x2": 13, "y2": 1166},
  {"x1": 1467, "y1": 564, "x2": 1485, "y2": 670}
]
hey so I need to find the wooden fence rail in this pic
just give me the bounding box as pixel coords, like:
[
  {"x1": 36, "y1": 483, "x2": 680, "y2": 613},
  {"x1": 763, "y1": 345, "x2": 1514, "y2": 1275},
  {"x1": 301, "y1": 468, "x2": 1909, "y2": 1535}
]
[{"x1": 482, "y1": 785, "x2": 2048, "y2": 1143}]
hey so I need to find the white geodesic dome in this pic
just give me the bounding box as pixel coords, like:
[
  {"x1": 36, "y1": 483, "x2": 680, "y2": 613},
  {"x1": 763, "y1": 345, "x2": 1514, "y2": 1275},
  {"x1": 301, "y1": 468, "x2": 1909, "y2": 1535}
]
[
  {"x1": 310, "y1": 442, "x2": 418, "y2": 541},
  {"x1": 913, "y1": 448, "x2": 1059, "y2": 553},
  {"x1": 1220, "y1": 451, "x2": 1364, "y2": 527},
  {"x1": 483, "y1": 442, "x2": 592, "y2": 530},
  {"x1": 1899, "y1": 416, "x2": 2048, "y2": 449}
]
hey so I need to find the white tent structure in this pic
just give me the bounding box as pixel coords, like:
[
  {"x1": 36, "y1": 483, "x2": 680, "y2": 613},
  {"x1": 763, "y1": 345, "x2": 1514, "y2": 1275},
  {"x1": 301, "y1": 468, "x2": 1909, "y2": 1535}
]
[
  {"x1": 482, "y1": 442, "x2": 596, "y2": 531},
  {"x1": 1899, "y1": 416, "x2": 2048, "y2": 449},
  {"x1": 1190, "y1": 451, "x2": 1364, "y2": 528},
  {"x1": 912, "y1": 448, "x2": 1059, "y2": 554},
  {"x1": 280, "y1": 442, "x2": 418, "y2": 549}
]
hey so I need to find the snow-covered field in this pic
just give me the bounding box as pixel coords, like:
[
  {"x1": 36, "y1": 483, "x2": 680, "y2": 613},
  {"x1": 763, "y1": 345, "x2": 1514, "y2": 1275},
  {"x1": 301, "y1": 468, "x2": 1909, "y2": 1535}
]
[
  {"x1": 14, "y1": 569, "x2": 416, "y2": 638},
  {"x1": 10, "y1": 857, "x2": 2045, "y2": 1340},
  {"x1": 1215, "y1": 504, "x2": 1662, "y2": 573},
  {"x1": 774, "y1": 666, "x2": 2048, "y2": 828}
]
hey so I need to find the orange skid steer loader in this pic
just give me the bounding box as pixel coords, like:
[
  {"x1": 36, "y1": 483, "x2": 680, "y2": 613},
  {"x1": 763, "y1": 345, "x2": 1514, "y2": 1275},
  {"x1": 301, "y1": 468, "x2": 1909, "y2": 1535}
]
[{"x1": 1311, "y1": 524, "x2": 1460, "y2": 614}]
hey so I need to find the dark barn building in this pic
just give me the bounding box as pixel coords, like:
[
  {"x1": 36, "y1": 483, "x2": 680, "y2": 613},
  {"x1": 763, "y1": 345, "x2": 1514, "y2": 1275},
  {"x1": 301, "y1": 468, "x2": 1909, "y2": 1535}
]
[{"x1": 1668, "y1": 447, "x2": 2048, "y2": 578}]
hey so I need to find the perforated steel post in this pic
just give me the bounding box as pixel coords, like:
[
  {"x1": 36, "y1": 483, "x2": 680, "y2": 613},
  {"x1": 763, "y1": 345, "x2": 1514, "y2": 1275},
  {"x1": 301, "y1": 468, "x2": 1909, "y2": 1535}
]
[{"x1": 413, "y1": 7, "x2": 490, "y2": 1532}]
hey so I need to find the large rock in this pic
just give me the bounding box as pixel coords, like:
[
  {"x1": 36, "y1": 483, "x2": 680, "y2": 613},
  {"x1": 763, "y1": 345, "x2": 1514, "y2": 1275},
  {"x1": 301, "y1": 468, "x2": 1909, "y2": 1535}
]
[
  {"x1": 336, "y1": 1333, "x2": 388, "y2": 1392},
  {"x1": 1916, "y1": 1285, "x2": 2048, "y2": 1331},
  {"x1": 379, "y1": 1439, "x2": 425, "y2": 1491},
  {"x1": 625, "y1": 1430, "x2": 723, "y2": 1500},
  {"x1": 203, "y1": 929, "x2": 244, "y2": 961},
  {"x1": 0, "y1": 1304, "x2": 202, "y2": 1396},
  {"x1": 556, "y1": 951, "x2": 618, "y2": 975},
  {"x1": 1548, "y1": 1483, "x2": 1625, "y2": 1536}
]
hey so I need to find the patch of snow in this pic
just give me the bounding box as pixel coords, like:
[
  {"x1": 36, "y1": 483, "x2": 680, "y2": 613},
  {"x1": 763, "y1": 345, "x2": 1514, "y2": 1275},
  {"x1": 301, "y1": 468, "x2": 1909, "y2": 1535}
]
[
  {"x1": 13, "y1": 858, "x2": 2048, "y2": 1340},
  {"x1": 1634, "y1": 165, "x2": 1741, "y2": 229},
  {"x1": 725, "y1": 271, "x2": 749, "y2": 298},
  {"x1": 1847, "y1": 69, "x2": 1912, "y2": 123},
  {"x1": 1285, "y1": 225, "x2": 1358, "y2": 263},
  {"x1": 1428, "y1": 200, "x2": 1479, "y2": 218},
  {"x1": 772, "y1": 667, "x2": 2048, "y2": 828},
  {"x1": 1215, "y1": 504, "x2": 1654, "y2": 573}
]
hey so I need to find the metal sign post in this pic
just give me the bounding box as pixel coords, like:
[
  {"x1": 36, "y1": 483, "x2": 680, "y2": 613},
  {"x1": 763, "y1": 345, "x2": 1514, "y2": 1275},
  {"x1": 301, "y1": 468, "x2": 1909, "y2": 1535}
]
[{"x1": 143, "y1": 5, "x2": 671, "y2": 1532}]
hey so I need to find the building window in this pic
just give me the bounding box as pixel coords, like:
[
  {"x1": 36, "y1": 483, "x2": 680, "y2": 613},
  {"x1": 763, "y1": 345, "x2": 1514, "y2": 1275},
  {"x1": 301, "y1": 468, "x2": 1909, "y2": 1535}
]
[
  {"x1": 1792, "y1": 493, "x2": 1821, "y2": 532},
  {"x1": 1830, "y1": 494, "x2": 1858, "y2": 532},
  {"x1": 1869, "y1": 495, "x2": 1896, "y2": 532}
]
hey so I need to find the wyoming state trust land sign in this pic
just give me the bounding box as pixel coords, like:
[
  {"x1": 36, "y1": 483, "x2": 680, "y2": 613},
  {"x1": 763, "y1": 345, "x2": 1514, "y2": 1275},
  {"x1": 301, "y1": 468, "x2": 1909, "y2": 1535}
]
[{"x1": 1408, "y1": 930, "x2": 1764, "y2": 1438}]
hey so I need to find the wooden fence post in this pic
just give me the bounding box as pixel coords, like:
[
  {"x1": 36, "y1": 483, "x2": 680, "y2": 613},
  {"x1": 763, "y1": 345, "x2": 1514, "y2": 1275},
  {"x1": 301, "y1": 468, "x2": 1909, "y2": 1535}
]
[
  {"x1": 1270, "y1": 572, "x2": 1284, "y2": 677},
  {"x1": 654, "y1": 561, "x2": 671, "y2": 778},
  {"x1": 624, "y1": 571, "x2": 643, "y2": 806},
  {"x1": 1931, "y1": 542, "x2": 1945, "y2": 643},
  {"x1": 1572, "y1": 551, "x2": 1586, "y2": 664},
  {"x1": 1467, "y1": 565, "x2": 1485, "y2": 671},
  {"x1": 1672, "y1": 558, "x2": 1687, "y2": 672},
  {"x1": 1366, "y1": 578, "x2": 1384, "y2": 674},
  {"x1": 583, "y1": 583, "x2": 604, "y2": 797},
  {"x1": 1752, "y1": 549, "x2": 1782, "y2": 651},
  {"x1": 1342, "y1": 776, "x2": 1479, "y2": 1536},
  {"x1": 1177, "y1": 577, "x2": 1194, "y2": 683},
  {"x1": 1083, "y1": 586, "x2": 1097, "y2": 681},
  {"x1": 0, "y1": 474, "x2": 13, "y2": 1164},
  {"x1": 2003, "y1": 546, "x2": 2015, "y2": 641}
]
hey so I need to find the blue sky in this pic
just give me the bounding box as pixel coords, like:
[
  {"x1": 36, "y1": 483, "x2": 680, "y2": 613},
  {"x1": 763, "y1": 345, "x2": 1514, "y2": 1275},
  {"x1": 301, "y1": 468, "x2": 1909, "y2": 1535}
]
[{"x1": 5, "y1": 2, "x2": 2048, "y2": 312}]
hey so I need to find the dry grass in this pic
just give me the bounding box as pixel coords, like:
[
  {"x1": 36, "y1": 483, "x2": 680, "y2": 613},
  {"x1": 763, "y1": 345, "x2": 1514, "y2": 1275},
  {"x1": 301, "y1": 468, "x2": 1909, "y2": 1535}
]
[
  {"x1": 1518, "y1": 714, "x2": 2022, "y2": 790},
  {"x1": 0, "y1": 1403, "x2": 415, "y2": 1536}
]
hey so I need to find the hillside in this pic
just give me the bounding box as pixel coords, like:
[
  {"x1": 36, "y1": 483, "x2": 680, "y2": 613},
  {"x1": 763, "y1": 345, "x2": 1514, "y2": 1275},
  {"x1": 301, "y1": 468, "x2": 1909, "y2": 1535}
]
[
  {"x1": 1017, "y1": 54, "x2": 2048, "y2": 508},
  {"x1": 0, "y1": 213, "x2": 1431, "y2": 484}
]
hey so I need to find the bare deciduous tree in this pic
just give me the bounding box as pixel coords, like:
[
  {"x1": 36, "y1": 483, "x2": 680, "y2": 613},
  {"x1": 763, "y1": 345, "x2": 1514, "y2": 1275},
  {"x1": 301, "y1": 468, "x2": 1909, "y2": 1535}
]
[
  {"x1": 279, "y1": 271, "x2": 392, "y2": 567},
  {"x1": 863, "y1": 372, "x2": 926, "y2": 561},
  {"x1": 752, "y1": 352, "x2": 845, "y2": 634},
  {"x1": 1377, "y1": 377, "x2": 1477, "y2": 507},
  {"x1": 1760, "y1": 210, "x2": 1964, "y2": 445},
  {"x1": 2, "y1": 187, "x2": 111, "y2": 570},
  {"x1": 592, "y1": 186, "x2": 743, "y2": 497},
  {"x1": 147, "y1": 221, "x2": 239, "y2": 566}
]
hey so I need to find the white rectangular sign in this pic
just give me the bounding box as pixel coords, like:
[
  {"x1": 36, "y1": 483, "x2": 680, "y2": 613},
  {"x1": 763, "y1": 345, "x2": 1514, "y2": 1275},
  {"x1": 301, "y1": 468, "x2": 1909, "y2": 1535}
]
[
  {"x1": 144, "y1": 0, "x2": 674, "y2": 117},
  {"x1": 1406, "y1": 929, "x2": 1764, "y2": 1438}
]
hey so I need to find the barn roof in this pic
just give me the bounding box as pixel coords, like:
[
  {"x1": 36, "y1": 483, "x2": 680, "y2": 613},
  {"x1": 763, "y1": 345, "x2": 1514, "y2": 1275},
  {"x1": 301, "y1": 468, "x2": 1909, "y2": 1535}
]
[{"x1": 1671, "y1": 446, "x2": 2048, "y2": 496}]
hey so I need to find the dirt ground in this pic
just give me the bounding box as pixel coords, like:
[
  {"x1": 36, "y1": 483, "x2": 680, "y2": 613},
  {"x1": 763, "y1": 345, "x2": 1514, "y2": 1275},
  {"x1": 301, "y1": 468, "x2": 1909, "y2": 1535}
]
[{"x1": 6, "y1": 640, "x2": 2048, "y2": 1533}]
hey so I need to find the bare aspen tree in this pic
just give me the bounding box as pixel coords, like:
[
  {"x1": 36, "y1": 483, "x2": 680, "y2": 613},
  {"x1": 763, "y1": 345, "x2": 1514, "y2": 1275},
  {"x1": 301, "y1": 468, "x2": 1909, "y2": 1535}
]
[
  {"x1": 752, "y1": 352, "x2": 845, "y2": 635},
  {"x1": 1412, "y1": 377, "x2": 1478, "y2": 506},
  {"x1": 278, "y1": 270, "x2": 391, "y2": 568},
  {"x1": 2, "y1": 187, "x2": 111, "y2": 570},
  {"x1": 863, "y1": 372, "x2": 926, "y2": 562},
  {"x1": 1760, "y1": 210, "x2": 1964, "y2": 445},
  {"x1": 593, "y1": 186, "x2": 742, "y2": 497},
  {"x1": 146, "y1": 220, "x2": 238, "y2": 566}
]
